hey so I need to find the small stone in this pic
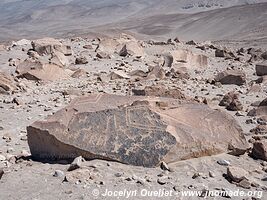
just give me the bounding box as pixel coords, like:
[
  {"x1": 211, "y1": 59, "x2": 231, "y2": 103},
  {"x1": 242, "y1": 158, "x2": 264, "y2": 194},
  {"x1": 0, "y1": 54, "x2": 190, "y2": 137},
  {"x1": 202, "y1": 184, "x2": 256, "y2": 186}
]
[
  {"x1": 227, "y1": 166, "x2": 249, "y2": 182},
  {"x1": 114, "y1": 172, "x2": 124, "y2": 178},
  {"x1": 209, "y1": 171, "x2": 215, "y2": 178},
  {"x1": 236, "y1": 179, "x2": 251, "y2": 189},
  {"x1": 217, "y1": 159, "x2": 230, "y2": 166},
  {"x1": 0, "y1": 168, "x2": 4, "y2": 180},
  {"x1": 75, "y1": 57, "x2": 88, "y2": 65},
  {"x1": 160, "y1": 161, "x2": 170, "y2": 171},
  {"x1": 252, "y1": 141, "x2": 267, "y2": 161},
  {"x1": 0, "y1": 155, "x2": 6, "y2": 161},
  {"x1": 192, "y1": 172, "x2": 202, "y2": 179},
  {"x1": 68, "y1": 156, "x2": 85, "y2": 171},
  {"x1": 53, "y1": 170, "x2": 65, "y2": 178},
  {"x1": 20, "y1": 135, "x2": 27, "y2": 141},
  {"x1": 7, "y1": 148, "x2": 14, "y2": 153},
  {"x1": 157, "y1": 177, "x2": 167, "y2": 185}
]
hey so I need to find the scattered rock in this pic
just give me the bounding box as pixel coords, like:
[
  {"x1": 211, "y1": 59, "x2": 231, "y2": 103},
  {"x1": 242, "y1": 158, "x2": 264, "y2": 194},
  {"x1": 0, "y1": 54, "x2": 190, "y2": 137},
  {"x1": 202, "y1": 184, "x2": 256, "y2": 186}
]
[
  {"x1": 50, "y1": 51, "x2": 70, "y2": 67},
  {"x1": 250, "y1": 125, "x2": 267, "y2": 135},
  {"x1": 0, "y1": 169, "x2": 4, "y2": 180},
  {"x1": 64, "y1": 168, "x2": 92, "y2": 183},
  {"x1": 160, "y1": 161, "x2": 170, "y2": 171},
  {"x1": 217, "y1": 159, "x2": 231, "y2": 166},
  {"x1": 16, "y1": 59, "x2": 70, "y2": 81},
  {"x1": 53, "y1": 170, "x2": 65, "y2": 178},
  {"x1": 132, "y1": 85, "x2": 185, "y2": 99},
  {"x1": 215, "y1": 70, "x2": 246, "y2": 86},
  {"x1": 75, "y1": 57, "x2": 88, "y2": 65},
  {"x1": 0, "y1": 72, "x2": 18, "y2": 94},
  {"x1": 219, "y1": 91, "x2": 243, "y2": 111},
  {"x1": 71, "y1": 69, "x2": 87, "y2": 78},
  {"x1": 68, "y1": 156, "x2": 85, "y2": 171},
  {"x1": 252, "y1": 141, "x2": 267, "y2": 161},
  {"x1": 0, "y1": 155, "x2": 6, "y2": 161},
  {"x1": 109, "y1": 71, "x2": 130, "y2": 80},
  {"x1": 248, "y1": 98, "x2": 267, "y2": 117},
  {"x1": 227, "y1": 166, "x2": 249, "y2": 183},
  {"x1": 256, "y1": 61, "x2": 267, "y2": 76},
  {"x1": 261, "y1": 52, "x2": 267, "y2": 60},
  {"x1": 171, "y1": 49, "x2": 208, "y2": 68},
  {"x1": 215, "y1": 49, "x2": 234, "y2": 58},
  {"x1": 32, "y1": 38, "x2": 72, "y2": 56},
  {"x1": 162, "y1": 53, "x2": 173, "y2": 68}
]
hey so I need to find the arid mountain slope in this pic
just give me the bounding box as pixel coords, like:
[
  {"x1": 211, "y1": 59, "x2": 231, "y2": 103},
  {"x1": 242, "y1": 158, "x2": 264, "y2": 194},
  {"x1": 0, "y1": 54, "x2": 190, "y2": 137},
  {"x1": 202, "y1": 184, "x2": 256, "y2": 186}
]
[{"x1": 0, "y1": 0, "x2": 267, "y2": 41}]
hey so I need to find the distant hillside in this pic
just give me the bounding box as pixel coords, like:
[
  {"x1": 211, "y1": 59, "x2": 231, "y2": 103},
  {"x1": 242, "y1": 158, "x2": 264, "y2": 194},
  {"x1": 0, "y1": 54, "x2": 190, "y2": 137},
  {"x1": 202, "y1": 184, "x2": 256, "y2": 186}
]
[{"x1": 0, "y1": 0, "x2": 267, "y2": 41}]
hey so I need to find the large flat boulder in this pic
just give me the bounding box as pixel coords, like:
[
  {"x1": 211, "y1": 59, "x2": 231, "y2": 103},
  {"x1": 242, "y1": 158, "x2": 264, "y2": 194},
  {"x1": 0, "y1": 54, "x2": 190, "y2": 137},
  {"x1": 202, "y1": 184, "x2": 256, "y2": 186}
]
[
  {"x1": 170, "y1": 49, "x2": 208, "y2": 68},
  {"x1": 27, "y1": 94, "x2": 248, "y2": 167},
  {"x1": 32, "y1": 38, "x2": 72, "y2": 56},
  {"x1": 215, "y1": 70, "x2": 246, "y2": 86},
  {"x1": 16, "y1": 59, "x2": 70, "y2": 81}
]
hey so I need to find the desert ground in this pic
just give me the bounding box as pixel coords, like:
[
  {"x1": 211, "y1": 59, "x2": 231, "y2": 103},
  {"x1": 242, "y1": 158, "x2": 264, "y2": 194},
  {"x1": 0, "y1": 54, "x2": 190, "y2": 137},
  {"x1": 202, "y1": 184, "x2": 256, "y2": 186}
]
[{"x1": 1, "y1": 1, "x2": 267, "y2": 200}]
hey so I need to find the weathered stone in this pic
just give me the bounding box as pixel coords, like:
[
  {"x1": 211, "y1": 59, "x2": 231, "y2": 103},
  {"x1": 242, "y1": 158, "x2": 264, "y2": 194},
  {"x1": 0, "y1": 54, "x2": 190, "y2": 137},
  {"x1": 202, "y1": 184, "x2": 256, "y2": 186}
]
[
  {"x1": 146, "y1": 65, "x2": 166, "y2": 80},
  {"x1": 132, "y1": 85, "x2": 185, "y2": 100},
  {"x1": 0, "y1": 72, "x2": 17, "y2": 94},
  {"x1": 32, "y1": 38, "x2": 72, "y2": 56},
  {"x1": 262, "y1": 52, "x2": 267, "y2": 60},
  {"x1": 13, "y1": 39, "x2": 31, "y2": 46},
  {"x1": 186, "y1": 40, "x2": 196, "y2": 45},
  {"x1": 249, "y1": 98, "x2": 267, "y2": 117},
  {"x1": 53, "y1": 170, "x2": 65, "y2": 178},
  {"x1": 71, "y1": 69, "x2": 87, "y2": 78},
  {"x1": 236, "y1": 179, "x2": 251, "y2": 189},
  {"x1": 217, "y1": 159, "x2": 231, "y2": 166},
  {"x1": 160, "y1": 161, "x2": 170, "y2": 171},
  {"x1": 227, "y1": 166, "x2": 249, "y2": 183},
  {"x1": 0, "y1": 168, "x2": 4, "y2": 180},
  {"x1": 109, "y1": 71, "x2": 130, "y2": 80},
  {"x1": 170, "y1": 49, "x2": 208, "y2": 68},
  {"x1": 215, "y1": 49, "x2": 234, "y2": 58},
  {"x1": 116, "y1": 41, "x2": 144, "y2": 57},
  {"x1": 252, "y1": 141, "x2": 267, "y2": 161},
  {"x1": 75, "y1": 57, "x2": 88, "y2": 65},
  {"x1": 215, "y1": 70, "x2": 246, "y2": 86},
  {"x1": 219, "y1": 91, "x2": 243, "y2": 111},
  {"x1": 162, "y1": 54, "x2": 173, "y2": 68},
  {"x1": 27, "y1": 94, "x2": 248, "y2": 167},
  {"x1": 83, "y1": 45, "x2": 93, "y2": 50},
  {"x1": 64, "y1": 169, "x2": 92, "y2": 183},
  {"x1": 256, "y1": 62, "x2": 267, "y2": 76},
  {"x1": 96, "y1": 52, "x2": 110, "y2": 59},
  {"x1": 16, "y1": 59, "x2": 70, "y2": 81},
  {"x1": 250, "y1": 125, "x2": 267, "y2": 135},
  {"x1": 68, "y1": 156, "x2": 85, "y2": 171},
  {"x1": 50, "y1": 51, "x2": 69, "y2": 67},
  {"x1": 129, "y1": 70, "x2": 148, "y2": 78}
]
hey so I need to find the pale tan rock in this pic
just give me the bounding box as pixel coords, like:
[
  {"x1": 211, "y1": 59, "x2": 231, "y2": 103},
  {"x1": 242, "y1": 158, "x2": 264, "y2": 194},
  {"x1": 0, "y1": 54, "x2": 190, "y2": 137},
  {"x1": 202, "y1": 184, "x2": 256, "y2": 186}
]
[
  {"x1": 170, "y1": 49, "x2": 208, "y2": 68},
  {"x1": 32, "y1": 38, "x2": 72, "y2": 56},
  {"x1": 227, "y1": 166, "x2": 249, "y2": 183},
  {"x1": 16, "y1": 59, "x2": 70, "y2": 81},
  {"x1": 0, "y1": 72, "x2": 17, "y2": 94}
]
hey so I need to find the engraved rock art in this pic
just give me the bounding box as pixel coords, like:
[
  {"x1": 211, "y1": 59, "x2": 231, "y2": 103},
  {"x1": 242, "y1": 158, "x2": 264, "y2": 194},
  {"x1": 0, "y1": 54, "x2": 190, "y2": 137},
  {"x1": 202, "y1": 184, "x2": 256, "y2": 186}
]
[{"x1": 27, "y1": 94, "x2": 248, "y2": 167}]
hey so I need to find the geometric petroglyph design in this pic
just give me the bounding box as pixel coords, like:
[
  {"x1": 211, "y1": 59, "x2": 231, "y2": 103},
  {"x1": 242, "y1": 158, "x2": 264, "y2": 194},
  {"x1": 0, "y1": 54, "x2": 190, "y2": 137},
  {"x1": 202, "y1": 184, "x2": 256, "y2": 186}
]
[
  {"x1": 73, "y1": 93, "x2": 103, "y2": 105},
  {"x1": 126, "y1": 105, "x2": 165, "y2": 130}
]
